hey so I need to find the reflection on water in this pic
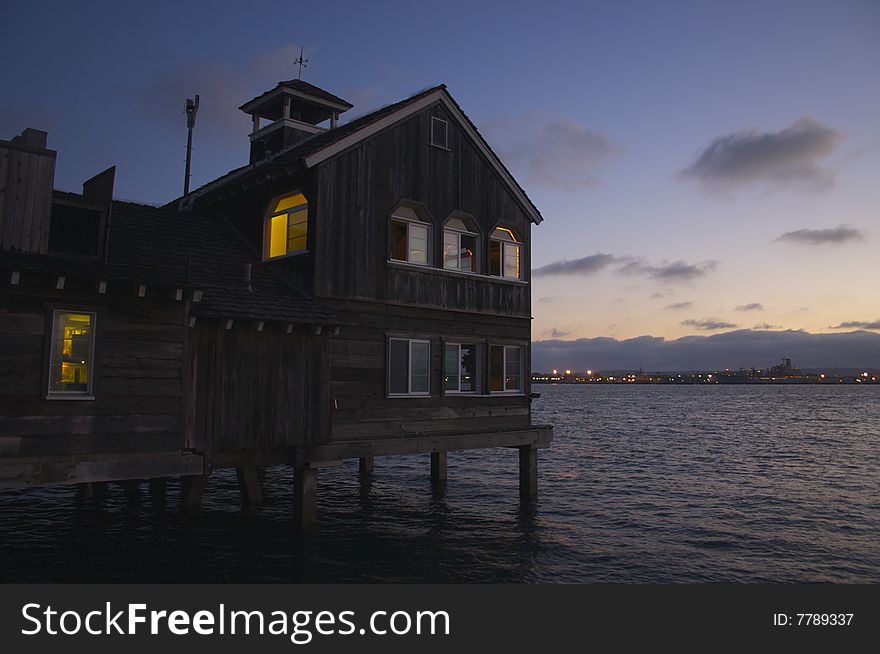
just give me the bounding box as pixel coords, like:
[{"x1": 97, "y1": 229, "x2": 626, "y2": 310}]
[{"x1": 1, "y1": 385, "x2": 878, "y2": 582}]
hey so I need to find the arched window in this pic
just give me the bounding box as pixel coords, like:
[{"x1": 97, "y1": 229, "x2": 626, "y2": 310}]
[
  {"x1": 264, "y1": 191, "x2": 308, "y2": 260},
  {"x1": 443, "y1": 215, "x2": 478, "y2": 273},
  {"x1": 390, "y1": 205, "x2": 430, "y2": 266},
  {"x1": 489, "y1": 227, "x2": 521, "y2": 279}
]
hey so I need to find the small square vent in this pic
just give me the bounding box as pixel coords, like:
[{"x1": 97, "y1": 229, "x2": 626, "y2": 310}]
[{"x1": 430, "y1": 117, "x2": 448, "y2": 149}]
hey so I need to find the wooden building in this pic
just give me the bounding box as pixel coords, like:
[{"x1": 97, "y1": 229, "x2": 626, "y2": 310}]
[{"x1": 0, "y1": 80, "x2": 552, "y2": 526}]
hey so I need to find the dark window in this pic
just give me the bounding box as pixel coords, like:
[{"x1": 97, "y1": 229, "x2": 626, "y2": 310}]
[
  {"x1": 489, "y1": 344, "x2": 523, "y2": 393},
  {"x1": 48, "y1": 204, "x2": 104, "y2": 257},
  {"x1": 444, "y1": 343, "x2": 477, "y2": 392},
  {"x1": 390, "y1": 207, "x2": 430, "y2": 265},
  {"x1": 388, "y1": 338, "x2": 431, "y2": 396}
]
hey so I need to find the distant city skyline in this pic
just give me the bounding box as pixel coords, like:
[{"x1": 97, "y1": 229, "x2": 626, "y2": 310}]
[{"x1": 2, "y1": 0, "x2": 877, "y2": 368}]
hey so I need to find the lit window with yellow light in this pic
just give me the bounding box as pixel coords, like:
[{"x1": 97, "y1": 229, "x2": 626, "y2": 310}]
[
  {"x1": 489, "y1": 227, "x2": 521, "y2": 279},
  {"x1": 264, "y1": 192, "x2": 308, "y2": 260},
  {"x1": 48, "y1": 311, "x2": 96, "y2": 397}
]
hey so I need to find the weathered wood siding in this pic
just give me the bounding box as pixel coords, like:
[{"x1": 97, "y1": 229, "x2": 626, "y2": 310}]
[
  {"x1": 186, "y1": 322, "x2": 330, "y2": 451},
  {"x1": 313, "y1": 103, "x2": 533, "y2": 317},
  {"x1": 328, "y1": 300, "x2": 532, "y2": 441},
  {"x1": 0, "y1": 141, "x2": 56, "y2": 255},
  {"x1": 0, "y1": 275, "x2": 185, "y2": 459}
]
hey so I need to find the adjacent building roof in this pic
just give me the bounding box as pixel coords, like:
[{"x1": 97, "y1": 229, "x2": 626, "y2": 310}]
[{"x1": 108, "y1": 200, "x2": 337, "y2": 325}]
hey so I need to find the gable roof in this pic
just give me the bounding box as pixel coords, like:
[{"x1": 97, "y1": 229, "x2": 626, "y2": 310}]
[
  {"x1": 181, "y1": 85, "x2": 543, "y2": 224},
  {"x1": 239, "y1": 79, "x2": 353, "y2": 114}
]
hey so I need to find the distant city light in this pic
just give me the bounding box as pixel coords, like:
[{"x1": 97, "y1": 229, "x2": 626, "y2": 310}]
[
  {"x1": 552, "y1": 369, "x2": 558, "y2": 375},
  {"x1": 586, "y1": 369, "x2": 593, "y2": 375},
  {"x1": 565, "y1": 369, "x2": 572, "y2": 375}
]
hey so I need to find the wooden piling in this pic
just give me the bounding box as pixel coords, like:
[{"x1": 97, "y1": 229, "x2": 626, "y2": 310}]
[
  {"x1": 430, "y1": 451, "x2": 447, "y2": 482},
  {"x1": 518, "y1": 445, "x2": 537, "y2": 502},
  {"x1": 182, "y1": 474, "x2": 209, "y2": 512},
  {"x1": 293, "y1": 466, "x2": 317, "y2": 528},
  {"x1": 358, "y1": 456, "x2": 374, "y2": 475},
  {"x1": 236, "y1": 467, "x2": 263, "y2": 506}
]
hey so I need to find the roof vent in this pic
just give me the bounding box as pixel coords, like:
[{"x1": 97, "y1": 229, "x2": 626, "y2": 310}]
[{"x1": 430, "y1": 117, "x2": 448, "y2": 149}]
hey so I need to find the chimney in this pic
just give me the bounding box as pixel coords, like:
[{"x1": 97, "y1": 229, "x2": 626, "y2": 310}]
[{"x1": 0, "y1": 128, "x2": 57, "y2": 254}]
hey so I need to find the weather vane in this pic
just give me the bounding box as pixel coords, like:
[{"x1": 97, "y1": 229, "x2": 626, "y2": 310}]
[{"x1": 293, "y1": 46, "x2": 308, "y2": 80}]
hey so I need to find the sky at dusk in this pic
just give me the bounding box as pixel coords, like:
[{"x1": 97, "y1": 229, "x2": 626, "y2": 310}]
[{"x1": 3, "y1": 0, "x2": 878, "y2": 369}]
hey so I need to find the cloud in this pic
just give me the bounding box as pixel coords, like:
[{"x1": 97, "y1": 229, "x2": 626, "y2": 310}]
[
  {"x1": 753, "y1": 323, "x2": 781, "y2": 330},
  {"x1": 775, "y1": 224, "x2": 865, "y2": 246},
  {"x1": 533, "y1": 329, "x2": 880, "y2": 372},
  {"x1": 544, "y1": 328, "x2": 571, "y2": 338},
  {"x1": 619, "y1": 259, "x2": 718, "y2": 283},
  {"x1": 664, "y1": 302, "x2": 693, "y2": 310},
  {"x1": 533, "y1": 253, "x2": 617, "y2": 277},
  {"x1": 484, "y1": 111, "x2": 619, "y2": 190},
  {"x1": 681, "y1": 116, "x2": 841, "y2": 190},
  {"x1": 681, "y1": 318, "x2": 738, "y2": 331},
  {"x1": 735, "y1": 303, "x2": 764, "y2": 312},
  {"x1": 537, "y1": 296, "x2": 560, "y2": 304},
  {"x1": 831, "y1": 320, "x2": 880, "y2": 330}
]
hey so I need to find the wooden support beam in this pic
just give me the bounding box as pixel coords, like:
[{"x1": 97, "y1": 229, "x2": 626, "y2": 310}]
[
  {"x1": 9, "y1": 271, "x2": 20, "y2": 285},
  {"x1": 55, "y1": 275, "x2": 65, "y2": 290},
  {"x1": 137, "y1": 284, "x2": 146, "y2": 297},
  {"x1": 519, "y1": 445, "x2": 538, "y2": 503},
  {"x1": 192, "y1": 290, "x2": 203, "y2": 302},
  {"x1": 236, "y1": 467, "x2": 263, "y2": 507},
  {"x1": 358, "y1": 456, "x2": 374, "y2": 475},
  {"x1": 97, "y1": 280, "x2": 107, "y2": 294},
  {"x1": 225, "y1": 319, "x2": 234, "y2": 330},
  {"x1": 174, "y1": 288, "x2": 183, "y2": 301},
  {"x1": 182, "y1": 474, "x2": 209, "y2": 512},
  {"x1": 188, "y1": 316, "x2": 197, "y2": 327},
  {"x1": 430, "y1": 451, "x2": 448, "y2": 482},
  {"x1": 286, "y1": 324, "x2": 294, "y2": 334},
  {"x1": 256, "y1": 321, "x2": 265, "y2": 332},
  {"x1": 293, "y1": 466, "x2": 317, "y2": 528}
]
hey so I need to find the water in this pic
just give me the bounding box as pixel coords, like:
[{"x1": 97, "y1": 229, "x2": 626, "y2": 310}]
[{"x1": 1, "y1": 385, "x2": 878, "y2": 582}]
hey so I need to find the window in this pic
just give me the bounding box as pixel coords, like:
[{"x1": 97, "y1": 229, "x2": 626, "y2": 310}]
[
  {"x1": 489, "y1": 227, "x2": 522, "y2": 279},
  {"x1": 390, "y1": 206, "x2": 430, "y2": 266},
  {"x1": 444, "y1": 343, "x2": 478, "y2": 393},
  {"x1": 489, "y1": 345, "x2": 523, "y2": 393},
  {"x1": 430, "y1": 117, "x2": 448, "y2": 149},
  {"x1": 264, "y1": 191, "x2": 308, "y2": 260},
  {"x1": 388, "y1": 338, "x2": 431, "y2": 396},
  {"x1": 443, "y1": 217, "x2": 478, "y2": 273},
  {"x1": 47, "y1": 311, "x2": 96, "y2": 398}
]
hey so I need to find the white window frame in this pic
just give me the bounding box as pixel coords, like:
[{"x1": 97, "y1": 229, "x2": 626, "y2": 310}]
[
  {"x1": 490, "y1": 228, "x2": 522, "y2": 280},
  {"x1": 443, "y1": 342, "x2": 478, "y2": 394},
  {"x1": 489, "y1": 344, "x2": 524, "y2": 394},
  {"x1": 430, "y1": 116, "x2": 449, "y2": 149},
  {"x1": 390, "y1": 212, "x2": 431, "y2": 267},
  {"x1": 46, "y1": 309, "x2": 97, "y2": 400},
  {"x1": 443, "y1": 223, "x2": 479, "y2": 273},
  {"x1": 388, "y1": 337, "x2": 431, "y2": 397}
]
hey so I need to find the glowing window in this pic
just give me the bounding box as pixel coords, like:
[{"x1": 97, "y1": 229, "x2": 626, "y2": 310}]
[
  {"x1": 48, "y1": 311, "x2": 96, "y2": 398},
  {"x1": 443, "y1": 217, "x2": 478, "y2": 273},
  {"x1": 265, "y1": 192, "x2": 308, "y2": 260},
  {"x1": 390, "y1": 206, "x2": 430, "y2": 266},
  {"x1": 489, "y1": 227, "x2": 521, "y2": 279}
]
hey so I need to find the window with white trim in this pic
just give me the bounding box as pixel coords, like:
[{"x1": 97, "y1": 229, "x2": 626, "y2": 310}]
[
  {"x1": 489, "y1": 227, "x2": 522, "y2": 279},
  {"x1": 388, "y1": 338, "x2": 431, "y2": 396},
  {"x1": 430, "y1": 117, "x2": 448, "y2": 149},
  {"x1": 390, "y1": 206, "x2": 430, "y2": 266},
  {"x1": 264, "y1": 191, "x2": 308, "y2": 260},
  {"x1": 442, "y1": 216, "x2": 478, "y2": 273},
  {"x1": 47, "y1": 310, "x2": 96, "y2": 398},
  {"x1": 444, "y1": 342, "x2": 478, "y2": 393},
  {"x1": 489, "y1": 345, "x2": 523, "y2": 393}
]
